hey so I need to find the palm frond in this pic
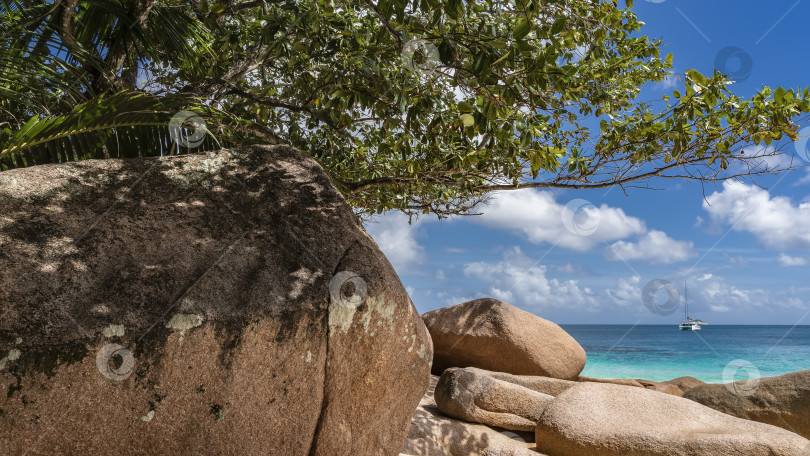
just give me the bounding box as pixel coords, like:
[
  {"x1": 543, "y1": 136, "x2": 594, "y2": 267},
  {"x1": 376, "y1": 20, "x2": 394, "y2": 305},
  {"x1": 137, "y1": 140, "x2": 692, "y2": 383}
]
[{"x1": 0, "y1": 91, "x2": 223, "y2": 170}]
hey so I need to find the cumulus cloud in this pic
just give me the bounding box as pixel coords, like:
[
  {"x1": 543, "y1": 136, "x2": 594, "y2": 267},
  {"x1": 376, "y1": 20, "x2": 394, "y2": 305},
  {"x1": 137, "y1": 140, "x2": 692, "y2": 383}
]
[
  {"x1": 461, "y1": 246, "x2": 601, "y2": 311},
  {"x1": 778, "y1": 253, "x2": 807, "y2": 267},
  {"x1": 703, "y1": 182, "x2": 810, "y2": 250},
  {"x1": 606, "y1": 275, "x2": 642, "y2": 308},
  {"x1": 796, "y1": 169, "x2": 810, "y2": 186},
  {"x1": 475, "y1": 190, "x2": 645, "y2": 251},
  {"x1": 363, "y1": 212, "x2": 426, "y2": 274},
  {"x1": 733, "y1": 144, "x2": 789, "y2": 173},
  {"x1": 605, "y1": 230, "x2": 696, "y2": 264}
]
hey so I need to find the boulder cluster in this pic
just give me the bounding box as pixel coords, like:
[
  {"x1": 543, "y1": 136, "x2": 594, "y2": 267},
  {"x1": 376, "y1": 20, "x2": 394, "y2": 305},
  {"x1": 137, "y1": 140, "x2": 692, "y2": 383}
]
[
  {"x1": 403, "y1": 298, "x2": 810, "y2": 456},
  {"x1": 1, "y1": 145, "x2": 807, "y2": 455}
]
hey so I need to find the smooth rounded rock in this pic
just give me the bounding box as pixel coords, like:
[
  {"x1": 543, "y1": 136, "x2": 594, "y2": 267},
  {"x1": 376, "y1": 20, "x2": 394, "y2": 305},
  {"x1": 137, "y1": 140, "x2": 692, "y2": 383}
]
[
  {"x1": 663, "y1": 376, "x2": 706, "y2": 394},
  {"x1": 402, "y1": 376, "x2": 542, "y2": 456},
  {"x1": 434, "y1": 367, "x2": 554, "y2": 432},
  {"x1": 535, "y1": 382, "x2": 809, "y2": 456},
  {"x1": 0, "y1": 145, "x2": 432, "y2": 455},
  {"x1": 683, "y1": 370, "x2": 810, "y2": 439},
  {"x1": 422, "y1": 298, "x2": 586, "y2": 379}
]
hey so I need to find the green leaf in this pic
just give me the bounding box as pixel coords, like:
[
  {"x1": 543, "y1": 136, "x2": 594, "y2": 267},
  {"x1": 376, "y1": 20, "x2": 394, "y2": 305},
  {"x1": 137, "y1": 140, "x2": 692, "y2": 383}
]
[
  {"x1": 513, "y1": 18, "x2": 531, "y2": 40},
  {"x1": 775, "y1": 87, "x2": 786, "y2": 103},
  {"x1": 210, "y1": 3, "x2": 226, "y2": 14},
  {"x1": 460, "y1": 114, "x2": 475, "y2": 127},
  {"x1": 457, "y1": 102, "x2": 474, "y2": 113},
  {"x1": 551, "y1": 18, "x2": 566, "y2": 35}
]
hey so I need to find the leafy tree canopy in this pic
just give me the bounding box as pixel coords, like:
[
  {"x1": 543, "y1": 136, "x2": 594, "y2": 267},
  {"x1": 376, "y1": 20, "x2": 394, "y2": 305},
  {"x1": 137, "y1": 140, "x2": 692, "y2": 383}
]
[{"x1": 2, "y1": 0, "x2": 808, "y2": 218}]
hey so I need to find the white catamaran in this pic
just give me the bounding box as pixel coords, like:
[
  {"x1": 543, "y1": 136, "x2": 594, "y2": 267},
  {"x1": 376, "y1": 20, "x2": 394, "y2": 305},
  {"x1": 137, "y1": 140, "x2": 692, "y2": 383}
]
[{"x1": 679, "y1": 283, "x2": 705, "y2": 331}]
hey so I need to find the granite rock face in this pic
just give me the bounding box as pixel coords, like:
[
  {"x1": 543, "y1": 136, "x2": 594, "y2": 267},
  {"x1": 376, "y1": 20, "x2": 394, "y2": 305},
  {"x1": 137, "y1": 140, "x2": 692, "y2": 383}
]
[
  {"x1": 0, "y1": 145, "x2": 432, "y2": 455},
  {"x1": 683, "y1": 370, "x2": 810, "y2": 439},
  {"x1": 535, "y1": 382, "x2": 810, "y2": 456},
  {"x1": 401, "y1": 376, "x2": 541, "y2": 456},
  {"x1": 434, "y1": 367, "x2": 554, "y2": 432},
  {"x1": 422, "y1": 298, "x2": 586, "y2": 379},
  {"x1": 663, "y1": 376, "x2": 706, "y2": 394}
]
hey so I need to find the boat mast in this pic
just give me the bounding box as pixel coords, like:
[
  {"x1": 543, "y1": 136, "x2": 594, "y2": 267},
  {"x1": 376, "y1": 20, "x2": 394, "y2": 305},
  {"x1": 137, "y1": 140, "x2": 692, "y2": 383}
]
[{"x1": 684, "y1": 281, "x2": 689, "y2": 320}]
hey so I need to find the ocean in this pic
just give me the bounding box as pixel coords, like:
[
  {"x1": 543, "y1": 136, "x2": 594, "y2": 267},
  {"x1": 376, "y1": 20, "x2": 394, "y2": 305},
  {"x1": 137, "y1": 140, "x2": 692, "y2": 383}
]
[{"x1": 561, "y1": 325, "x2": 810, "y2": 383}]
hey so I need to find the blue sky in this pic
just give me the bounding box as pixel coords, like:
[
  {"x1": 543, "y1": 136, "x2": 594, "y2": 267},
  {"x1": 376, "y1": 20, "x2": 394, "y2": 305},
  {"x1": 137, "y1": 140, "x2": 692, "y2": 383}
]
[{"x1": 365, "y1": 0, "x2": 810, "y2": 325}]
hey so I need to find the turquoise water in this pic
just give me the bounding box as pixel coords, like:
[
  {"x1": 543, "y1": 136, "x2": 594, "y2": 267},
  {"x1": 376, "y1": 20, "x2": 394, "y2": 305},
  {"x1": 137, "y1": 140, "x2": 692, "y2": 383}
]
[{"x1": 561, "y1": 325, "x2": 810, "y2": 383}]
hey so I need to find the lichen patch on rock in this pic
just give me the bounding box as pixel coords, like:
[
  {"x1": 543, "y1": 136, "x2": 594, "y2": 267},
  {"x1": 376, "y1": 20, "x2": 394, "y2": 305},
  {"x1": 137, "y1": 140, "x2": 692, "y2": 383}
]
[
  {"x1": 102, "y1": 324, "x2": 126, "y2": 338},
  {"x1": 0, "y1": 348, "x2": 22, "y2": 370},
  {"x1": 166, "y1": 313, "x2": 204, "y2": 334}
]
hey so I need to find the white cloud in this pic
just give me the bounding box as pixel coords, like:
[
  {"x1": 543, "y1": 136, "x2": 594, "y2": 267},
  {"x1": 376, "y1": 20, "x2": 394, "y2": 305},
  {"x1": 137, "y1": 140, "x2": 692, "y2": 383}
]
[
  {"x1": 796, "y1": 169, "x2": 810, "y2": 186},
  {"x1": 703, "y1": 182, "x2": 810, "y2": 250},
  {"x1": 606, "y1": 275, "x2": 642, "y2": 308},
  {"x1": 476, "y1": 190, "x2": 645, "y2": 251},
  {"x1": 363, "y1": 212, "x2": 426, "y2": 274},
  {"x1": 436, "y1": 291, "x2": 475, "y2": 307},
  {"x1": 461, "y1": 246, "x2": 601, "y2": 311},
  {"x1": 733, "y1": 144, "x2": 789, "y2": 173},
  {"x1": 605, "y1": 230, "x2": 696, "y2": 264},
  {"x1": 554, "y1": 263, "x2": 581, "y2": 274},
  {"x1": 655, "y1": 73, "x2": 678, "y2": 90},
  {"x1": 778, "y1": 253, "x2": 807, "y2": 267}
]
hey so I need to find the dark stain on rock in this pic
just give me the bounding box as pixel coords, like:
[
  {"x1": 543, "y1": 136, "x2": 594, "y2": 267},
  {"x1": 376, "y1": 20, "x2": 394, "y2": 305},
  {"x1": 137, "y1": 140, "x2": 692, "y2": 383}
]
[
  {"x1": 210, "y1": 403, "x2": 224, "y2": 421},
  {"x1": 133, "y1": 326, "x2": 173, "y2": 381},
  {"x1": 8, "y1": 341, "x2": 89, "y2": 379},
  {"x1": 1, "y1": 215, "x2": 62, "y2": 245},
  {"x1": 7, "y1": 373, "x2": 21, "y2": 398},
  {"x1": 213, "y1": 319, "x2": 249, "y2": 371}
]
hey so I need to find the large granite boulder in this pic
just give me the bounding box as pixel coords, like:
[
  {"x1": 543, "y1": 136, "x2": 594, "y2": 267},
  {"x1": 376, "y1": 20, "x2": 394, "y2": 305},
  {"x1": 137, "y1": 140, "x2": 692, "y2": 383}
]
[
  {"x1": 434, "y1": 367, "x2": 554, "y2": 432},
  {"x1": 0, "y1": 145, "x2": 432, "y2": 455},
  {"x1": 422, "y1": 298, "x2": 586, "y2": 379},
  {"x1": 485, "y1": 369, "x2": 578, "y2": 397},
  {"x1": 578, "y1": 376, "x2": 645, "y2": 388},
  {"x1": 402, "y1": 376, "x2": 541, "y2": 456},
  {"x1": 635, "y1": 379, "x2": 685, "y2": 396},
  {"x1": 683, "y1": 370, "x2": 810, "y2": 439},
  {"x1": 663, "y1": 376, "x2": 705, "y2": 394},
  {"x1": 535, "y1": 382, "x2": 810, "y2": 456}
]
